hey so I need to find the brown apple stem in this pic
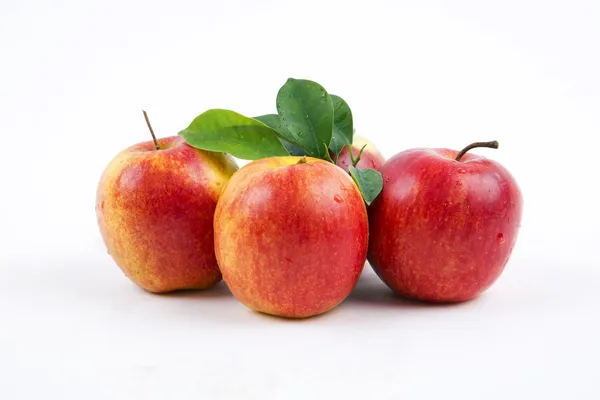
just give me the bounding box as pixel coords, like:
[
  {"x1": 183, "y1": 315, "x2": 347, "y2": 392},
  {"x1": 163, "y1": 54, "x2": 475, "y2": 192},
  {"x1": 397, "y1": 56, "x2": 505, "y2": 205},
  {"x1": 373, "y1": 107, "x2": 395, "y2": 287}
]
[
  {"x1": 142, "y1": 110, "x2": 160, "y2": 150},
  {"x1": 455, "y1": 141, "x2": 499, "y2": 161},
  {"x1": 296, "y1": 156, "x2": 307, "y2": 164}
]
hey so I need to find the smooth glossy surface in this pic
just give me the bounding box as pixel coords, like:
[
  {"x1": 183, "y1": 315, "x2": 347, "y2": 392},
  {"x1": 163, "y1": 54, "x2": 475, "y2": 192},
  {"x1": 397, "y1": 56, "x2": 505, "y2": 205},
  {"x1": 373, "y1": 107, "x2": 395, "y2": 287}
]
[
  {"x1": 96, "y1": 136, "x2": 238, "y2": 293},
  {"x1": 215, "y1": 156, "x2": 369, "y2": 318},
  {"x1": 368, "y1": 148, "x2": 523, "y2": 302}
]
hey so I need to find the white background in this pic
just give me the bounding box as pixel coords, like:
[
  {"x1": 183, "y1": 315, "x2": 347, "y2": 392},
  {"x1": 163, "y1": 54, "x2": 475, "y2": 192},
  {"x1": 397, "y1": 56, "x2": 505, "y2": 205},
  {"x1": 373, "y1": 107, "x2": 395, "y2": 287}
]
[{"x1": 1, "y1": 0, "x2": 599, "y2": 398}]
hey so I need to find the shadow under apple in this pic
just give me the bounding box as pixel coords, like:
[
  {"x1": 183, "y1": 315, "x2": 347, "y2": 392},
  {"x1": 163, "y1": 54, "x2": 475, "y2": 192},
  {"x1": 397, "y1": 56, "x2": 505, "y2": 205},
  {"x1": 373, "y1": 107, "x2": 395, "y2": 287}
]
[{"x1": 344, "y1": 267, "x2": 477, "y2": 309}]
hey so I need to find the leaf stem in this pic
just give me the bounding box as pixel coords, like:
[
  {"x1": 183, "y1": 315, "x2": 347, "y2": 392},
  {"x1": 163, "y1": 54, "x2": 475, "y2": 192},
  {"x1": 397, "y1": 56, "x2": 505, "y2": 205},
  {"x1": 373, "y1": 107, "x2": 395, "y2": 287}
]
[
  {"x1": 352, "y1": 144, "x2": 367, "y2": 167},
  {"x1": 322, "y1": 143, "x2": 334, "y2": 163},
  {"x1": 142, "y1": 110, "x2": 160, "y2": 151},
  {"x1": 455, "y1": 141, "x2": 498, "y2": 161},
  {"x1": 348, "y1": 145, "x2": 356, "y2": 165}
]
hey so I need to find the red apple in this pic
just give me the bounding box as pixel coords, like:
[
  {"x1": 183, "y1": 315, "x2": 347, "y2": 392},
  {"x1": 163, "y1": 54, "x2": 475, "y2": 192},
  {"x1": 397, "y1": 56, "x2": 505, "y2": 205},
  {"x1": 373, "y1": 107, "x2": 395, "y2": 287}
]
[
  {"x1": 335, "y1": 135, "x2": 385, "y2": 172},
  {"x1": 96, "y1": 135, "x2": 238, "y2": 293},
  {"x1": 367, "y1": 141, "x2": 523, "y2": 302},
  {"x1": 214, "y1": 156, "x2": 369, "y2": 318}
]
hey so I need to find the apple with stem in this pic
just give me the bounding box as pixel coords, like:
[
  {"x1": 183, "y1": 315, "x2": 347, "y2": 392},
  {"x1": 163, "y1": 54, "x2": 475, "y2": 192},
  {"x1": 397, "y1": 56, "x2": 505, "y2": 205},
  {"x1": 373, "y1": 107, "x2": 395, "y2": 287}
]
[
  {"x1": 96, "y1": 112, "x2": 238, "y2": 293},
  {"x1": 367, "y1": 141, "x2": 523, "y2": 302}
]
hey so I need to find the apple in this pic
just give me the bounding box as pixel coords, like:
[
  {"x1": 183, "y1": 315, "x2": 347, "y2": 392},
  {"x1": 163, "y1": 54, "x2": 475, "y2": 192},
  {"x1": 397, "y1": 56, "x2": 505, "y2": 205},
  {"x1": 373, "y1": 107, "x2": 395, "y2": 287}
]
[
  {"x1": 214, "y1": 156, "x2": 369, "y2": 318},
  {"x1": 96, "y1": 132, "x2": 238, "y2": 293},
  {"x1": 335, "y1": 135, "x2": 385, "y2": 172},
  {"x1": 367, "y1": 141, "x2": 523, "y2": 302}
]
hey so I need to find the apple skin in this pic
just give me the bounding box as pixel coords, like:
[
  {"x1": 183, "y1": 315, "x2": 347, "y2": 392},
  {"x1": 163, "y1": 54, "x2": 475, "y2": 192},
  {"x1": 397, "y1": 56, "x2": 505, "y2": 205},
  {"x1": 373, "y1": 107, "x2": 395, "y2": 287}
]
[
  {"x1": 367, "y1": 148, "x2": 523, "y2": 302},
  {"x1": 335, "y1": 135, "x2": 386, "y2": 172},
  {"x1": 96, "y1": 136, "x2": 238, "y2": 293},
  {"x1": 214, "y1": 156, "x2": 369, "y2": 318}
]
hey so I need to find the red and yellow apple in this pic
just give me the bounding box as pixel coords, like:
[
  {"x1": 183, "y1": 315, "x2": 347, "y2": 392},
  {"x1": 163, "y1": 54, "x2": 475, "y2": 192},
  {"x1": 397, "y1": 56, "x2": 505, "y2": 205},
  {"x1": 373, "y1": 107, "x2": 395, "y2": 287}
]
[
  {"x1": 214, "y1": 156, "x2": 368, "y2": 318},
  {"x1": 335, "y1": 135, "x2": 385, "y2": 172},
  {"x1": 367, "y1": 141, "x2": 523, "y2": 302},
  {"x1": 96, "y1": 135, "x2": 238, "y2": 293}
]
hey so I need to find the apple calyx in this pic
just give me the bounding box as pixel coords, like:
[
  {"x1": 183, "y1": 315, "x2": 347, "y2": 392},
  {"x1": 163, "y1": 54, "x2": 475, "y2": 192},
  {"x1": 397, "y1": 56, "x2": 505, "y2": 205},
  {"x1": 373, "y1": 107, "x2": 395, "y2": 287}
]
[
  {"x1": 455, "y1": 140, "x2": 499, "y2": 162},
  {"x1": 142, "y1": 110, "x2": 161, "y2": 151}
]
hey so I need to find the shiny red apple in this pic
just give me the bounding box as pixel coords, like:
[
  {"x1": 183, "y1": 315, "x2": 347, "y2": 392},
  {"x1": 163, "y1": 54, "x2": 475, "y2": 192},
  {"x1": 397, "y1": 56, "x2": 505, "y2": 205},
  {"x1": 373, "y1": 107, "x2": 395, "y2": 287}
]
[
  {"x1": 214, "y1": 156, "x2": 369, "y2": 318},
  {"x1": 96, "y1": 114, "x2": 238, "y2": 293},
  {"x1": 367, "y1": 141, "x2": 523, "y2": 302}
]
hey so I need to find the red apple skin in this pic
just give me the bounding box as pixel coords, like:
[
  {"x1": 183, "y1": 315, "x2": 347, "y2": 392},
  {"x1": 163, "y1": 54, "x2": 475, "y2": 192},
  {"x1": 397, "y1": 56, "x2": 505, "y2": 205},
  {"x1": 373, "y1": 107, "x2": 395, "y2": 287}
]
[
  {"x1": 96, "y1": 136, "x2": 238, "y2": 293},
  {"x1": 335, "y1": 135, "x2": 385, "y2": 172},
  {"x1": 214, "y1": 156, "x2": 369, "y2": 318},
  {"x1": 367, "y1": 148, "x2": 523, "y2": 302}
]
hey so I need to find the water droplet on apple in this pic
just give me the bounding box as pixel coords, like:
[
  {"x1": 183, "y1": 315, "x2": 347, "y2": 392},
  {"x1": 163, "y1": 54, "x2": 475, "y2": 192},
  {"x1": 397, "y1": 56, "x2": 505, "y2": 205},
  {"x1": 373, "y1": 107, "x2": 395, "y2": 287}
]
[
  {"x1": 385, "y1": 177, "x2": 390, "y2": 183},
  {"x1": 497, "y1": 233, "x2": 505, "y2": 244},
  {"x1": 456, "y1": 181, "x2": 462, "y2": 187},
  {"x1": 334, "y1": 194, "x2": 343, "y2": 203},
  {"x1": 457, "y1": 168, "x2": 466, "y2": 174}
]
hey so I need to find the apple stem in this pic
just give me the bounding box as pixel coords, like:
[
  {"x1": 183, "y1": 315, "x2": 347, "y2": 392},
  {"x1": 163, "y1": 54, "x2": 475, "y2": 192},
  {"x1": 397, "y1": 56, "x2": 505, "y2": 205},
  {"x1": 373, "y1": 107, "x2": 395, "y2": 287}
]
[
  {"x1": 296, "y1": 156, "x2": 307, "y2": 164},
  {"x1": 455, "y1": 141, "x2": 499, "y2": 161},
  {"x1": 142, "y1": 110, "x2": 160, "y2": 151}
]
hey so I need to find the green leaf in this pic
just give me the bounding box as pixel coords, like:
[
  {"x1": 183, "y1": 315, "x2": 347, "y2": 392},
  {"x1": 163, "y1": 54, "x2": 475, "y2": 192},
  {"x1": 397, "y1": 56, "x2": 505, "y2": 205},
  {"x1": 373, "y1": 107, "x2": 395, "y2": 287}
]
[
  {"x1": 253, "y1": 114, "x2": 295, "y2": 142},
  {"x1": 179, "y1": 109, "x2": 289, "y2": 160},
  {"x1": 329, "y1": 94, "x2": 353, "y2": 156},
  {"x1": 254, "y1": 114, "x2": 308, "y2": 156},
  {"x1": 276, "y1": 78, "x2": 334, "y2": 158},
  {"x1": 280, "y1": 140, "x2": 309, "y2": 157},
  {"x1": 348, "y1": 166, "x2": 384, "y2": 206}
]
